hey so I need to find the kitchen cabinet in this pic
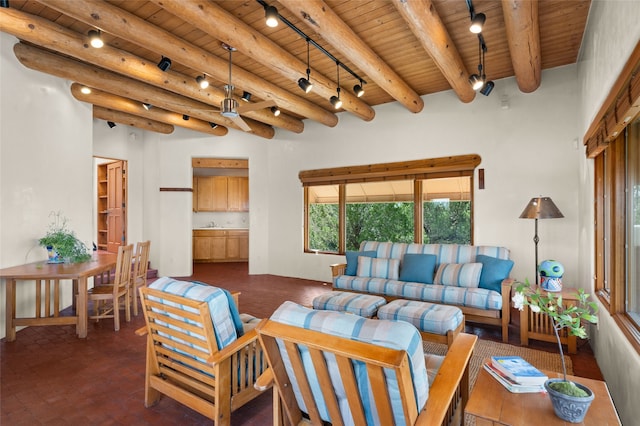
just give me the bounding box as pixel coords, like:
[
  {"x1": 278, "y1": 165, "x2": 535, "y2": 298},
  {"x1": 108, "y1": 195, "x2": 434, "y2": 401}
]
[
  {"x1": 193, "y1": 229, "x2": 248, "y2": 262},
  {"x1": 193, "y1": 176, "x2": 248, "y2": 212}
]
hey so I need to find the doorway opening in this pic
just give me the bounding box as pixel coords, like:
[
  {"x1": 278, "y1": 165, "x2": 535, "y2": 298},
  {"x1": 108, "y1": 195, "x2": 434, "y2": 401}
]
[{"x1": 95, "y1": 157, "x2": 128, "y2": 253}]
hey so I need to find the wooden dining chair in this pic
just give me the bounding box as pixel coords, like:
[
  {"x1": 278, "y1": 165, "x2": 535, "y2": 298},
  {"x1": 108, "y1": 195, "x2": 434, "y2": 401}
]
[
  {"x1": 88, "y1": 243, "x2": 133, "y2": 330},
  {"x1": 130, "y1": 240, "x2": 151, "y2": 316}
]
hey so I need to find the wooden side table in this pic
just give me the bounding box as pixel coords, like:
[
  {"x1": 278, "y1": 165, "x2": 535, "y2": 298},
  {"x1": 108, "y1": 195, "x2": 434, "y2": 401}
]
[
  {"x1": 466, "y1": 360, "x2": 621, "y2": 425},
  {"x1": 520, "y1": 286, "x2": 579, "y2": 354}
]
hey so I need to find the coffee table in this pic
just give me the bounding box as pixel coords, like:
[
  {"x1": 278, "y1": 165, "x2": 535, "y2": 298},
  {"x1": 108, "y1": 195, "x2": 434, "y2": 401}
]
[{"x1": 465, "y1": 359, "x2": 621, "y2": 425}]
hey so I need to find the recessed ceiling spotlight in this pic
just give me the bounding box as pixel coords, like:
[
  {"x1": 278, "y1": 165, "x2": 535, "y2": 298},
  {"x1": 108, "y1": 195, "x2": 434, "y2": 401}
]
[
  {"x1": 142, "y1": 103, "x2": 152, "y2": 110},
  {"x1": 196, "y1": 75, "x2": 209, "y2": 89},
  {"x1": 182, "y1": 114, "x2": 190, "y2": 121}
]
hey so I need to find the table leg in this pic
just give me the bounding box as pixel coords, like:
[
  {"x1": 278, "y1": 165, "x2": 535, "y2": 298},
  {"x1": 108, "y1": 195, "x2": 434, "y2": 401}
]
[
  {"x1": 5, "y1": 279, "x2": 16, "y2": 341},
  {"x1": 77, "y1": 277, "x2": 88, "y2": 338}
]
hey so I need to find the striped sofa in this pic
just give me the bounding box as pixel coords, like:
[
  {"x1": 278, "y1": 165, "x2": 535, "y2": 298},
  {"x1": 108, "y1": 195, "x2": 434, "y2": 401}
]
[{"x1": 331, "y1": 241, "x2": 514, "y2": 342}]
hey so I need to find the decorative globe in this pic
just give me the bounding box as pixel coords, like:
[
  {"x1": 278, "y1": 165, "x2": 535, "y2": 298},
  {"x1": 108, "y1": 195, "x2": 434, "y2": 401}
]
[{"x1": 539, "y1": 259, "x2": 564, "y2": 292}]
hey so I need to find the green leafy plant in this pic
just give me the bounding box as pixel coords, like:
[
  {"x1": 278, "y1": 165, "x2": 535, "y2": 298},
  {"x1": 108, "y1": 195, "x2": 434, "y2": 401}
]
[
  {"x1": 39, "y1": 211, "x2": 91, "y2": 263},
  {"x1": 512, "y1": 279, "x2": 598, "y2": 397}
]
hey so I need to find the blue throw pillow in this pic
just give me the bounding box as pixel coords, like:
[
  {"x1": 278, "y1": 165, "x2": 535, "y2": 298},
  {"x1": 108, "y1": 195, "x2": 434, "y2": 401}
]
[
  {"x1": 345, "y1": 250, "x2": 377, "y2": 276},
  {"x1": 476, "y1": 254, "x2": 514, "y2": 293},
  {"x1": 399, "y1": 253, "x2": 437, "y2": 284}
]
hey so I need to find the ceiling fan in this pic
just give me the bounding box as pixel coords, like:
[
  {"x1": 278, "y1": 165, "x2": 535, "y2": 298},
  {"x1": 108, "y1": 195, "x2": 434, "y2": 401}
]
[{"x1": 220, "y1": 43, "x2": 276, "y2": 131}]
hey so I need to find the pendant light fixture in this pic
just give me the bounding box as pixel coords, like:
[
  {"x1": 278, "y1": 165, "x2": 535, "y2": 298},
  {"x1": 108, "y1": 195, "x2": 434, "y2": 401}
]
[
  {"x1": 88, "y1": 30, "x2": 104, "y2": 48},
  {"x1": 329, "y1": 61, "x2": 343, "y2": 109},
  {"x1": 298, "y1": 39, "x2": 313, "y2": 93},
  {"x1": 466, "y1": 0, "x2": 494, "y2": 96}
]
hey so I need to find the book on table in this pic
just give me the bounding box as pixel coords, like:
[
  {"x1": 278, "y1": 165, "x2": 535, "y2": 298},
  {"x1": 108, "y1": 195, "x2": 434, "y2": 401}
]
[
  {"x1": 483, "y1": 363, "x2": 546, "y2": 393},
  {"x1": 490, "y1": 355, "x2": 548, "y2": 386}
]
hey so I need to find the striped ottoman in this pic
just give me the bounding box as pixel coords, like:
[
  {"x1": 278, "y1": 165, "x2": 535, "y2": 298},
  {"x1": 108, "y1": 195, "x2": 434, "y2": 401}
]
[
  {"x1": 377, "y1": 299, "x2": 465, "y2": 346},
  {"x1": 312, "y1": 291, "x2": 387, "y2": 318}
]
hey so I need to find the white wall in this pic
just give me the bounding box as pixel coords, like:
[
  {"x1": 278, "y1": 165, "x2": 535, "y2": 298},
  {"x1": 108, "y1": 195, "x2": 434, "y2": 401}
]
[
  {"x1": 0, "y1": 32, "x2": 94, "y2": 336},
  {"x1": 576, "y1": 1, "x2": 640, "y2": 425},
  {"x1": 265, "y1": 67, "x2": 582, "y2": 284}
]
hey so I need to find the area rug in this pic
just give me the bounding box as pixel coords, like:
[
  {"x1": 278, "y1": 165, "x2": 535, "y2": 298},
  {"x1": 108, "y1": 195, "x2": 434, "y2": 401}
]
[{"x1": 423, "y1": 338, "x2": 573, "y2": 426}]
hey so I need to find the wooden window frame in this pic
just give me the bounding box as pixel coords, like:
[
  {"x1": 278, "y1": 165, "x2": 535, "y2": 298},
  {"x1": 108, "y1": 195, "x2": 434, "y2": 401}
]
[
  {"x1": 300, "y1": 155, "x2": 480, "y2": 254},
  {"x1": 587, "y1": 41, "x2": 640, "y2": 354}
]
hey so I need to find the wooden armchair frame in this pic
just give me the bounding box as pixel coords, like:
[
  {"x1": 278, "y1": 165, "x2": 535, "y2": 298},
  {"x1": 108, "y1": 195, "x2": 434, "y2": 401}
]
[
  {"x1": 255, "y1": 318, "x2": 477, "y2": 426},
  {"x1": 137, "y1": 287, "x2": 268, "y2": 425}
]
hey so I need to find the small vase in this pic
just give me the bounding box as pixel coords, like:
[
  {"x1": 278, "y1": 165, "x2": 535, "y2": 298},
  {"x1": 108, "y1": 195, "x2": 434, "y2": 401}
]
[
  {"x1": 46, "y1": 246, "x2": 64, "y2": 264},
  {"x1": 544, "y1": 379, "x2": 594, "y2": 423}
]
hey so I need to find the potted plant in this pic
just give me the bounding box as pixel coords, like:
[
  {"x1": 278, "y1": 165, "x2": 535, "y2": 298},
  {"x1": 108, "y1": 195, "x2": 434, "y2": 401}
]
[
  {"x1": 39, "y1": 211, "x2": 91, "y2": 264},
  {"x1": 512, "y1": 279, "x2": 599, "y2": 423}
]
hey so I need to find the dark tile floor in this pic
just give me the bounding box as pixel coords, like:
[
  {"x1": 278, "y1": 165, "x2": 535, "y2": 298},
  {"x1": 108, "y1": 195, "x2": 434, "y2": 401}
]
[{"x1": 1, "y1": 262, "x2": 602, "y2": 425}]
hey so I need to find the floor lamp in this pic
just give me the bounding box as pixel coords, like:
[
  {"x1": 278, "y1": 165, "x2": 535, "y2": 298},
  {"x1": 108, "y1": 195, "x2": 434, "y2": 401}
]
[{"x1": 519, "y1": 197, "x2": 564, "y2": 285}]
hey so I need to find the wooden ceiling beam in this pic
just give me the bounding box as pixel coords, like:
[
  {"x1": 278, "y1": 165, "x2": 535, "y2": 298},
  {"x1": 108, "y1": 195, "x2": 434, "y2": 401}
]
[
  {"x1": 502, "y1": 0, "x2": 541, "y2": 93},
  {"x1": 72, "y1": 84, "x2": 228, "y2": 137},
  {"x1": 92, "y1": 106, "x2": 175, "y2": 135},
  {"x1": 13, "y1": 43, "x2": 275, "y2": 139},
  {"x1": 150, "y1": 0, "x2": 375, "y2": 122},
  {"x1": 262, "y1": 0, "x2": 423, "y2": 114},
  {"x1": 0, "y1": 7, "x2": 300, "y2": 135},
  {"x1": 36, "y1": 0, "x2": 338, "y2": 128},
  {"x1": 391, "y1": 0, "x2": 476, "y2": 103}
]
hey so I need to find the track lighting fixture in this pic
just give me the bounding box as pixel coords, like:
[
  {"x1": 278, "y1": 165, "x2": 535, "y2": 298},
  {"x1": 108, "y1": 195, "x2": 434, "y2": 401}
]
[
  {"x1": 88, "y1": 30, "x2": 104, "y2": 48},
  {"x1": 329, "y1": 61, "x2": 343, "y2": 109},
  {"x1": 298, "y1": 39, "x2": 313, "y2": 93},
  {"x1": 469, "y1": 73, "x2": 483, "y2": 90},
  {"x1": 241, "y1": 91, "x2": 252, "y2": 102},
  {"x1": 142, "y1": 103, "x2": 152, "y2": 110},
  {"x1": 271, "y1": 106, "x2": 281, "y2": 116},
  {"x1": 353, "y1": 81, "x2": 365, "y2": 98},
  {"x1": 480, "y1": 80, "x2": 495, "y2": 96},
  {"x1": 80, "y1": 86, "x2": 91, "y2": 95},
  {"x1": 196, "y1": 75, "x2": 209, "y2": 89},
  {"x1": 0, "y1": 0, "x2": 10, "y2": 8},
  {"x1": 182, "y1": 114, "x2": 189, "y2": 121},
  {"x1": 469, "y1": 13, "x2": 486, "y2": 34},
  {"x1": 209, "y1": 122, "x2": 218, "y2": 129},
  {"x1": 265, "y1": 5, "x2": 279, "y2": 28},
  {"x1": 157, "y1": 56, "x2": 172, "y2": 72},
  {"x1": 107, "y1": 121, "x2": 116, "y2": 128}
]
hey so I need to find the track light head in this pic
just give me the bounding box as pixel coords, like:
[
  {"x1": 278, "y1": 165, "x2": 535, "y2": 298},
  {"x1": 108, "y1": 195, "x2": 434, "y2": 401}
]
[
  {"x1": 107, "y1": 121, "x2": 116, "y2": 128},
  {"x1": 298, "y1": 77, "x2": 313, "y2": 93},
  {"x1": 353, "y1": 84, "x2": 364, "y2": 98},
  {"x1": 330, "y1": 95, "x2": 342, "y2": 109},
  {"x1": 265, "y1": 5, "x2": 279, "y2": 28},
  {"x1": 0, "y1": 0, "x2": 10, "y2": 8},
  {"x1": 469, "y1": 74, "x2": 484, "y2": 90},
  {"x1": 80, "y1": 86, "x2": 91, "y2": 95},
  {"x1": 470, "y1": 13, "x2": 486, "y2": 33},
  {"x1": 142, "y1": 103, "x2": 152, "y2": 110},
  {"x1": 271, "y1": 106, "x2": 281, "y2": 117},
  {"x1": 209, "y1": 122, "x2": 218, "y2": 129},
  {"x1": 480, "y1": 80, "x2": 494, "y2": 96},
  {"x1": 157, "y1": 56, "x2": 172, "y2": 72},
  {"x1": 196, "y1": 75, "x2": 209, "y2": 89},
  {"x1": 88, "y1": 30, "x2": 104, "y2": 48},
  {"x1": 241, "y1": 91, "x2": 252, "y2": 102},
  {"x1": 182, "y1": 114, "x2": 189, "y2": 121}
]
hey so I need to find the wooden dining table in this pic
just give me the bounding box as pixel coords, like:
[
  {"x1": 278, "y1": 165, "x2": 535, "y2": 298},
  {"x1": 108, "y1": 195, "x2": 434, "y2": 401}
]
[{"x1": 1, "y1": 251, "x2": 117, "y2": 341}]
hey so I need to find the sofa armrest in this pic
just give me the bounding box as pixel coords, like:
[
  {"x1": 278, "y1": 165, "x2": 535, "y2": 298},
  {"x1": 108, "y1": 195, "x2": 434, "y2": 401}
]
[
  {"x1": 330, "y1": 263, "x2": 346, "y2": 279},
  {"x1": 418, "y1": 333, "x2": 477, "y2": 426}
]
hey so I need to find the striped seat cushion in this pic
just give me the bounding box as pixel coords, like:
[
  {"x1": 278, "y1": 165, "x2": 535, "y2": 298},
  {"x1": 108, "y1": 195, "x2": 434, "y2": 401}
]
[
  {"x1": 377, "y1": 299, "x2": 463, "y2": 335},
  {"x1": 359, "y1": 241, "x2": 510, "y2": 264},
  {"x1": 270, "y1": 301, "x2": 429, "y2": 426},
  {"x1": 149, "y1": 277, "x2": 241, "y2": 350},
  {"x1": 312, "y1": 291, "x2": 386, "y2": 317},
  {"x1": 334, "y1": 275, "x2": 503, "y2": 310}
]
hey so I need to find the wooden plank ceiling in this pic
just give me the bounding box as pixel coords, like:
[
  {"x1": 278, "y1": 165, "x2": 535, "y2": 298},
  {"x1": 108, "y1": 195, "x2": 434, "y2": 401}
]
[{"x1": 0, "y1": 0, "x2": 590, "y2": 139}]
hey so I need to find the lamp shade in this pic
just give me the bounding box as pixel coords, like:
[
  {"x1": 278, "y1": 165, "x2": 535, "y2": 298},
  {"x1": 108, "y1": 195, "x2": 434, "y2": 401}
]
[{"x1": 519, "y1": 197, "x2": 564, "y2": 219}]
